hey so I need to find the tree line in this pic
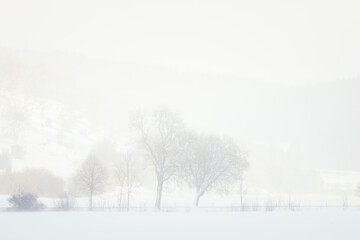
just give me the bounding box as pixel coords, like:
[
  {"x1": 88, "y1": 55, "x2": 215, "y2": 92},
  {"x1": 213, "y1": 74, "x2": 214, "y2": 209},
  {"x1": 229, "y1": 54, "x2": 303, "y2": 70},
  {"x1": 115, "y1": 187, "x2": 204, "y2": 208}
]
[{"x1": 75, "y1": 108, "x2": 249, "y2": 210}]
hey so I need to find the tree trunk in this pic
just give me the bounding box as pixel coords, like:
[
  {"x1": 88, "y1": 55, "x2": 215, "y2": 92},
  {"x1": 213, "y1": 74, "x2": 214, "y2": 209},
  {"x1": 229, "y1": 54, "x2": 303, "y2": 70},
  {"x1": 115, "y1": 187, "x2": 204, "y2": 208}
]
[
  {"x1": 89, "y1": 191, "x2": 93, "y2": 211},
  {"x1": 155, "y1": 181, "x2": 163, "y2": 210},
  {"x1": 127, "y1": 188, "x2": 130, "y2": 212},
  {"x1": 118, "y1": 186, "x2": 123, "y2": 210},
  {"x1": 239, "y1": 180, "x2": 243, "y2": 207},
  {"x1": 194, "y1": 189, "x2": 203, "y2": 207}
]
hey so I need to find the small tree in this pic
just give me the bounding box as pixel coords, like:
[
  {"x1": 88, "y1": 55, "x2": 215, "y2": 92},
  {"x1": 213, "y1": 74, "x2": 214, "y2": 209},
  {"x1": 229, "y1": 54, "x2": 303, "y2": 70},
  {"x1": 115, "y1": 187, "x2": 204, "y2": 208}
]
[
  {"x1": 114, "y1": 153, "x2": 141, "y2": 211},
  {"x1": 75, "y1": 155, "x2": 107, "y2": 210},
  {"x1": 178, "y1": 132, "x2": 248, "y2": 206},
  {"x1": 114, "y1": 159, "x2": 126, "y2": 209}
]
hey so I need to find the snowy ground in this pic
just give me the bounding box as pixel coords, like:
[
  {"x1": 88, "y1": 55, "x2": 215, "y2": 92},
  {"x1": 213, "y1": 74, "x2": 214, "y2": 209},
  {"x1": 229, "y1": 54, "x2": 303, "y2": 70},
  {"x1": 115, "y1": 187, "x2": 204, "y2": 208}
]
[{"x1": 0, "y1": 211, "x2": 358, "y2": 240}]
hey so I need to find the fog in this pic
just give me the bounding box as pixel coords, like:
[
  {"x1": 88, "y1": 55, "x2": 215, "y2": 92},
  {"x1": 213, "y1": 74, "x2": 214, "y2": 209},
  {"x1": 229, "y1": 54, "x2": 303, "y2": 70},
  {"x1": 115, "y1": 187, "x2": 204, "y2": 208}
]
[{"x1": 1, "y1": 0, "x2": 360, "y2": 212}]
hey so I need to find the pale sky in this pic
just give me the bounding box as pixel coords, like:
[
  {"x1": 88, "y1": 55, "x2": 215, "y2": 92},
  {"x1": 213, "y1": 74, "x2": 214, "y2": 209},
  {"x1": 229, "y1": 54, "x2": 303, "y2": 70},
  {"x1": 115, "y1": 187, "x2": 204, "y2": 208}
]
[{"x1": 1, "y1": 0, "x2": 359, "y2": 85}]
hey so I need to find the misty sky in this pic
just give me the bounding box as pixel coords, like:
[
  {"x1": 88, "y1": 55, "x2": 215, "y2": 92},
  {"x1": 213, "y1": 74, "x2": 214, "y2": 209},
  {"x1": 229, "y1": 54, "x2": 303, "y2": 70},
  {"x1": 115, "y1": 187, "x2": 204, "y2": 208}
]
[
  {"x1": 1, "y1": 0, "x2": 360, "y2": 174},
  {"x1": 1, "y1": 0, "x2": 359, "y2": 84}
]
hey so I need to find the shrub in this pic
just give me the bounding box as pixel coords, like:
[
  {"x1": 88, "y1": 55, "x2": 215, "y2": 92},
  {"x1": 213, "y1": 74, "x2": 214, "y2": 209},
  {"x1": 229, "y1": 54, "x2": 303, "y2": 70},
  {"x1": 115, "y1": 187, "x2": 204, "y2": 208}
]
[
  {"x1": 55, "y1": 194, "x2": 76, "y2": 211},
  {"x1": 264, "y1": 199, "x2": 277, "y2": 211},
  {"x1": 8, "y1": 192, "x2": 45, "y2": 211}
]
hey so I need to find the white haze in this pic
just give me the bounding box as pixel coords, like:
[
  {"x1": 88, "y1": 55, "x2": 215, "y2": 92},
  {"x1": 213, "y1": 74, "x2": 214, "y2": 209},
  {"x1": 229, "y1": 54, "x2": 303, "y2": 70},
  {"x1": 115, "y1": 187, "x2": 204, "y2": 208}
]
[{"x1": 1, "y1": 0, "x2": 360, "y2": 200}]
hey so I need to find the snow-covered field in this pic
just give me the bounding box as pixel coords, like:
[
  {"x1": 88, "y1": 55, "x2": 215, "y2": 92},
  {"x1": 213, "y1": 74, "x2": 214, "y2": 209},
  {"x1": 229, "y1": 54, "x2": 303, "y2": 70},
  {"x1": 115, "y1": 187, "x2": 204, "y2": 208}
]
[{"x1": 0, "y1": 211, "x2": 358, "y2": 240}]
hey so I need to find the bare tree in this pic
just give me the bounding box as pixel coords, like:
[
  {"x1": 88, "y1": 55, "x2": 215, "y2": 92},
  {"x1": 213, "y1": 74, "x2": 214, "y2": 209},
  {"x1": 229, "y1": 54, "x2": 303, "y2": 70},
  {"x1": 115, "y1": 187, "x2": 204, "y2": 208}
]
[
  {"x1": 114, "y1": 159, "x2": 126, "y2": 209},
  {"x1": 75, "y1": 155, "x2": 107, "y2": 210},
  {"x1": 114, "y1": 152, "x2": 141, "y2": 211},
  {"x1": 178, "y1": 132, "x2": 248, "y2": 206},
  {"x1": 131, "y1": 108, "x2": 183, "y2": 209}
]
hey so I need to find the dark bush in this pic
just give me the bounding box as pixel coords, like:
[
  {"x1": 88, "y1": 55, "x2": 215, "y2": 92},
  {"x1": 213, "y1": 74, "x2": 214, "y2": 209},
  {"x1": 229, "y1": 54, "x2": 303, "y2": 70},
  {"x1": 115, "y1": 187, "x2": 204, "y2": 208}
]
[{"x1": 8, "y1": 192, "x2": 45, "y2": 211}]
